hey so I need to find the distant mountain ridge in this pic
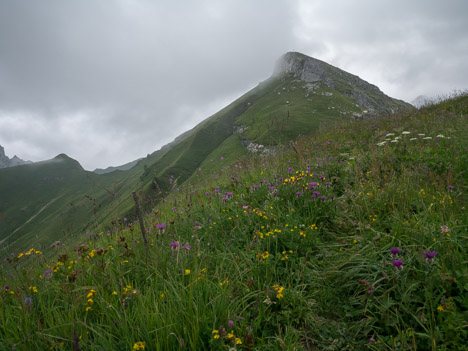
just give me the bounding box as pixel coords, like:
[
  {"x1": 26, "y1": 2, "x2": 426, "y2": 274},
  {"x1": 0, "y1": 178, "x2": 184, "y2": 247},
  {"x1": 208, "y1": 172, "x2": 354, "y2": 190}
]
[{"x1": 0, "y1": 145, "x2": 31, "y2": 168}]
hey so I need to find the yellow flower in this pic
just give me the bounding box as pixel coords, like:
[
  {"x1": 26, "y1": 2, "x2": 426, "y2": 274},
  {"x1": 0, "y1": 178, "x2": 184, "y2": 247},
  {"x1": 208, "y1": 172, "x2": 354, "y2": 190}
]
[
  {"x1": 133, "y1": 341, "x2": 146, "y2": 350},
  {"x1": 185, "y1": 269, "x2": 191, "y2": 275},
  {"x1": 85, "y1": 307, "x2": 92, "y2": 312},
  {"x1": 437, "y1": 305, "x2": 444, "y2": 312},
  {"x1": 235, "y1": 338, "x2": 242, "y2": 344},
  {"x1": 227, "y1": 332, "x2": 235, "y2": 339},
  {"x1": 112, "y1": 291, "x2": 118, "y2": 295},
  {"x1": 29, "y1": 286, "x2": 38, "y2": 293},
  {"x1": 17, "y1": 253, "x2": 24, "y2": 258}
]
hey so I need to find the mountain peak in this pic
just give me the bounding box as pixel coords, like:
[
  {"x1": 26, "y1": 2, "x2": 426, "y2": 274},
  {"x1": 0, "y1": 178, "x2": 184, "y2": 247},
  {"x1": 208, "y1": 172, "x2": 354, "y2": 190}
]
[
  {"x1": 273, "y1": 52, "x2": 327, "y2": 82},
  {"x1": 0, "y1": 145, "x2": 31, "y2": 168}
]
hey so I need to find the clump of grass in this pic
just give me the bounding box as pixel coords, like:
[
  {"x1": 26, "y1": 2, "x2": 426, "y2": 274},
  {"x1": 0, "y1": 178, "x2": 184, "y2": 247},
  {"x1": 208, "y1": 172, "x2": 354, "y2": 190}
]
[{"x1": 0, "y1": 95, "x2": 466, "y2": 350}]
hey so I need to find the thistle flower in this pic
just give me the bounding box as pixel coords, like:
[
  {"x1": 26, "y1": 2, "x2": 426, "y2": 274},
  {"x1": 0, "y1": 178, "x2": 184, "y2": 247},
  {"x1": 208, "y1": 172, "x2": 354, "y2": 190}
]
[
  {"x1": 392, "y1": 259, "x2": 403, "y2": 269},
  {"x1": 170, "y1": 241, "x2": 180, "y2": 249},
  {"x1": 440, "y1": 225, "x2": 450, "y2": 234},
  {"x1": 390, "y1": 247, "x2": 401, "y2": 255},
  {"x1": 182, "y1": 245, "x2": 192, "y2": 252},
  {"x1": 425, "y1": 250, "x2": 438, "y2": 260}
]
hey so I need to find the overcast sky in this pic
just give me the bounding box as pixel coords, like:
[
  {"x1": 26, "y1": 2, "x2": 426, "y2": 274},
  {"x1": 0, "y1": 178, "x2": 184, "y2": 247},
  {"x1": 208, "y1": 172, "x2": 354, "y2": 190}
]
[{"x1": 0, "y1": 0, "x2": 467, "y2": 170}]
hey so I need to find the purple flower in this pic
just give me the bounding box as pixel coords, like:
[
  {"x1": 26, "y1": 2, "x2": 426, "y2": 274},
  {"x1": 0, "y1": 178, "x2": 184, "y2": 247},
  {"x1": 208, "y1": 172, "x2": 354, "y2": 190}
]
[
  {"x1": 325, "y1": 181, "x2": 332, "y2": 186},
  {"x1": 170, "y1": 241, "x2": 180, "y2": 249},
  {"x1": 392, "y1": 259, "x2": 403, "y2": 269},
  {"x1": 4, "y1": 285, "x2": 9, "y2": 291},
  {"x1": 182, "y1": 245, "x2": 192, "y2": 252},
  {"x1": 425, "y1": 250, "x2": 438, "y2": 260},
  {"x1": 226, "y1": 192, "x2": 233, "y2": 197},
  {"x1": 330, "y1": 195, "x2": 335, "y2": 200},
  {"x1": 390, "y1": 247, "x2": 401, "y2": 255},
  {"x1": 367, "y1": 286, "x2": 375, "y2": 294},
  {"x1": 252, "y1": 185, "x2": 259, "y2": 191},
  {"x1": 24, "y1": 296, "x2": 32, "y2": 306},
  {"x1": 88, "y1": 233, "x2": 93, "y2": 238},
  {"x1": 296, "y1": 192, "x2": 302, "y2": 197},
  {"x1": 287, "y1": 167, "x2": 292, "y2": 173},
  {"x1": 369, "y1": 338, "x2": 376, "y2": 345},
  {"x1": 194, "y1": 221, "x2": 200, "y2": 227},
  {"x1": 205, "y1": 191, "x2": 210, "y2": 196},
  {"x1": 320, "y1": 196, "x2": 327, "y2": 201},
  {"x1": 440, "y1": 225, "x2": 450, "y2": 234},
  {"x1": 172, "y1": 207, "x2": 177, "y2": 211},
  {"x1": 155, "y1": 223, "x2": 166, "y2": 230},
  {"x1": 228, "y1": 319, "x2": 235, "y2": 328},
  {"x1": 220, "y1": 156, "x2": 224, "y2": 160},
  {"x1": 44, "y1": 269, "x2": 53, "y2": 276},
  {"x1": 447, "y1": 185, "x2": 453, "y2": 191}
]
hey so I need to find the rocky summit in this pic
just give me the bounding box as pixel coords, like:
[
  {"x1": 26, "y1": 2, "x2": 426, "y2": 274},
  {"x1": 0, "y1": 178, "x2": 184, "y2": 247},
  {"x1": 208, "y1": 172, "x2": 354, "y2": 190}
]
[{"x1": 0, "y1": 145, "x2": 31, "y2": 168}]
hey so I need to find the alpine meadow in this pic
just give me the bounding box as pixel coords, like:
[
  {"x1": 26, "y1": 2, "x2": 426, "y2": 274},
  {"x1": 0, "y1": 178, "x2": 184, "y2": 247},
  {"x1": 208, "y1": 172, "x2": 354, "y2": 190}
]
[{"x1": 0, "y1": 52, "x2": 467, "y2": 350}]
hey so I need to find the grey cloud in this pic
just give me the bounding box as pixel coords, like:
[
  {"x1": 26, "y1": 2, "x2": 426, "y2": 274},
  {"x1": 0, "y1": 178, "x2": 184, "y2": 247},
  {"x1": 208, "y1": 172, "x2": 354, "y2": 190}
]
[{"x1": 0, "y1": 0, "x2": 466, "y2": 169}]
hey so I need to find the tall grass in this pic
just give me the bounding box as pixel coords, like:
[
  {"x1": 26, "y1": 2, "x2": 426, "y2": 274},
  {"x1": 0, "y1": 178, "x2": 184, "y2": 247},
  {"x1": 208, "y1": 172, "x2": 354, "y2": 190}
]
[{"x1": 0, "y1": 94, "x2": 467, "y2": 350}]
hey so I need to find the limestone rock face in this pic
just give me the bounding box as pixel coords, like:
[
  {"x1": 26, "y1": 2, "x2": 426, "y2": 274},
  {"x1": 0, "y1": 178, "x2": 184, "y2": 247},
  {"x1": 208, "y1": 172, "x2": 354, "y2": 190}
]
[
  {"x1": 273, "y1": 52, "x2": 411, "y2": 113},
  {"x1": 274, "y1": 52, "x2": 327, "y2": 82},
  {"x1": 0, "y1": 145, "x2": 31, "y2": 168}
]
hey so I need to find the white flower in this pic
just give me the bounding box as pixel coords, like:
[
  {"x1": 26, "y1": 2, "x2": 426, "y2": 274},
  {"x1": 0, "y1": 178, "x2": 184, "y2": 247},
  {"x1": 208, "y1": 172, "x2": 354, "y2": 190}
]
[
  {"x1": 391, "y1": 140, "x2": 398, "y2": 143},
  {"x1": 376, "y1": 141, "x2": 387, "y2": 146},
  {"x1": 436, "y1": 134, "x2": 445, "y2": 138},
  {"x1": 418, "y1": 133, "x2": 425, "y2": 136},
  {"x1": 423, "y1": 137, "x2": 432, "y2": 140},
  {"x1": 410, "y1": 138, "x2": 417, "y2": 141},
  {"x1": 385, "y1": 133, "x2": 395, "y2": 137},
  {"x1": 402, "y1": 131, "x2": 410, "y2": 135},
  {"x1": 395, "y1": 136, "x2": 401, "y2": 140}
]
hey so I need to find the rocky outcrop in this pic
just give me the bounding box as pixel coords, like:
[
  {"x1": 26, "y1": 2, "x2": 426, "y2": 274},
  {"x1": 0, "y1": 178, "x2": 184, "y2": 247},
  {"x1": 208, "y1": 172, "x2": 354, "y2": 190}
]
[
  {"x1": 273, "y1": 52, "x2": 412, "y2": 113},
  {"x1": 0, "y1": 145, "x2": 31, "y2": 168}
]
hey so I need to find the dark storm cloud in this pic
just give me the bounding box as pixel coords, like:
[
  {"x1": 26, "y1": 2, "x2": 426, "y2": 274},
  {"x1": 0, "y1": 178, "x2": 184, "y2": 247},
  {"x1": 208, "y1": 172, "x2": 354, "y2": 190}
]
[{"x1": 0, "y1": 0, "x2": 466, "y2": 169}]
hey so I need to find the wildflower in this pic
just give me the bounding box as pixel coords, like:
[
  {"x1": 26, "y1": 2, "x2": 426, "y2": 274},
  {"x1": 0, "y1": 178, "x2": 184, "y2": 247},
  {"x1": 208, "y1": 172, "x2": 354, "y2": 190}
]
[
  {"x1": 228, "y1": 319, "x2": 235, "y2": 328},
  {"x1": 85, "y1": 306, "x2": 92, "y2": 312},
  {"x1": 235, "y1": 338, "x2": 242, "y2": 345},
  {"x1": 227, "y1": 332, "x2": 235, "y2": 339},
  {"x1": 447, "y1": 185, "x2": 453, "y2": 191},
  {"x1": 367, "y1": 286, "x2": 375, "y2": 294},
  {"x1": 155, "y1": 223, "x2": 166, "y2": 230},
  {"x1": 212, "y1": 330, "x2": 220, "y2": 339},
  {"x1": 369, "y1": 337, "x2": 376, "y2": 344},
  {"x1": 170, "y1": 241, "x2": 180, "y2": 249},
  {"x1": 133, "y1": 341, "x2": 146, "y2": 350},
  {"x1": 392, "y1": 259, "x2": 403, "y2": 269},
  {"x1": 440, "y1": 225, "x2": 450, "y2": 234},
  {"x1": 402, "y1": 131, "x2": 410, "y2": 135},
  {"x1": 29, "y1": 286, "x2": 38, "y2": 293},
  {"x1": 185, "y1": 269, "x2": 191, "y2": 275},
  {"x1": 182, "y1": 245, "x2": 191, "y2": 251},
  {"x1": 4, "y1": 285, "x2": 9, "y2": 292},
  {"x1": 425, "y1": 250, "x2": 438, "y2": 260},
  {"x1": 24, "y1": 296, "x2": 32, "y2": 306},
  {"x1": 112, "y1": 291, "x2": 118, "y2": 295},
  {"x1": 390, "y1": 247, "x2": 401, "y2": 255},
  {"x1": 437, "y1": 305, "x2": 444, "y2": 312}
]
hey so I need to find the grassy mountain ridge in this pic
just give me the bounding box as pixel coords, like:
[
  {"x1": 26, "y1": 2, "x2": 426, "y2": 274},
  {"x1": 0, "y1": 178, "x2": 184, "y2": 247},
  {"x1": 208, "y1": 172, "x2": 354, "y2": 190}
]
[
  {"x1": 0, "y1": 52, "x2": 414, "y2": 257},
  {"x1": 0, "y1": 94, "x2": 466, "y2": 350}
]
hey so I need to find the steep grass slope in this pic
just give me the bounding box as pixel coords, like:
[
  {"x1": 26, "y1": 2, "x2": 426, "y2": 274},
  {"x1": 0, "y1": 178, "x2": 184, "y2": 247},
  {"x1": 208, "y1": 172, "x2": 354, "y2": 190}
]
[
  {"x1": 1, "y1": 94, "x2": 466, "y2": 350},
  {"x1": 0, "y1": 52, "x2": 413, "y2": 257}
]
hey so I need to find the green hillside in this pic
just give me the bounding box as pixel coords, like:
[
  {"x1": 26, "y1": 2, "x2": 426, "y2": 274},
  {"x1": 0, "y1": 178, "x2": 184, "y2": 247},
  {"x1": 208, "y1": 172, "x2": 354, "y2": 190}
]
[
  {"x1": 0, "y1": 94, "x2": 466, "y2": 350},
  {"x1": 0, "y1": 52, "x2": 413, "y2": 258}
]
